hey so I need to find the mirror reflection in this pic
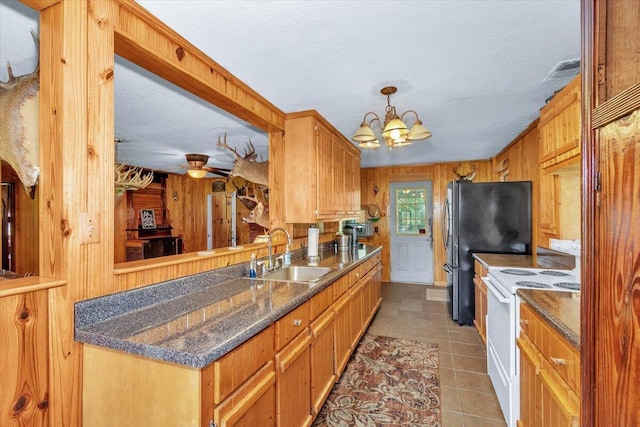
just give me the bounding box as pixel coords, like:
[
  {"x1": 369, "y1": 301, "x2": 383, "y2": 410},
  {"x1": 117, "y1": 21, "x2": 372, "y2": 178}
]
[{"x1": 114, "y1": 56, "x2": 271, "y2": 263}]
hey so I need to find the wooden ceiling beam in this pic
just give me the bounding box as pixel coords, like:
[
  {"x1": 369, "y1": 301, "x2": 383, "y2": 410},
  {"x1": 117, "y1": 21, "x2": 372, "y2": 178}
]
[{"x1": 115, "y1": 0, "x2": 285, "y2": 133}]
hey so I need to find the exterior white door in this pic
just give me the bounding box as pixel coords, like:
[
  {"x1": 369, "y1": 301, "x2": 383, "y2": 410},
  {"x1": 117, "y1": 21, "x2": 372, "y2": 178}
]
[{"x1": 390, "y1": 181, "x2": 434, "y2": 284}]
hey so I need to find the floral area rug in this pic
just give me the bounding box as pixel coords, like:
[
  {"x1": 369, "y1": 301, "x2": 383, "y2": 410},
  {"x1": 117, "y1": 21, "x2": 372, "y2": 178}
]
[{"x1": 313, "y1": 334, "x2": 441, "y2": 427}]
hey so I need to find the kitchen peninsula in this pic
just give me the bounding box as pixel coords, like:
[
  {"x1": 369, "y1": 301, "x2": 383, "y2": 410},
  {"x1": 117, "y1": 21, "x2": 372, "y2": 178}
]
[{"x1": 76, "y1": 244, "x2": 382, "y2": 426}]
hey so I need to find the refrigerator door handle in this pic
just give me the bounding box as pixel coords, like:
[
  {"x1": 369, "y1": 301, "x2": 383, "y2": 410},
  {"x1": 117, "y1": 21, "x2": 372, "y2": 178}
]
[{"x1": 442, "y1": 196, "x2": 450, "y2": 250}]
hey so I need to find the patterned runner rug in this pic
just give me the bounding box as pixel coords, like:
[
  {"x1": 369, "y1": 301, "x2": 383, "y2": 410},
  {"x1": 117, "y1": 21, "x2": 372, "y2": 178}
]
[{"x1": 313, "y1": 334, "x2": 441, "y2": 427}]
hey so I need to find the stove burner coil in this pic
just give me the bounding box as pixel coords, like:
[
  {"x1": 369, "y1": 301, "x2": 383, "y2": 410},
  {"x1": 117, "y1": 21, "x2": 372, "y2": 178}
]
[
  {"x1": 501, "y1": 269, "x2": 536, "y2": 276},
  {"x1": 515, "y1": 281, "x2": 553, "y2": 289},
  {"x1": 539, "y1": 270, "x2": 570, "y2": 277},
  {"x1": 553, "y1": 282, "x2": 580, "y2": 291}
]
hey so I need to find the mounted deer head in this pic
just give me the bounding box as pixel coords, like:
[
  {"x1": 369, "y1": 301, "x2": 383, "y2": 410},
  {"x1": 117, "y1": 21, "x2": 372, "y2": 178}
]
[
  {"x1": 0, "y1": 30, "x2": 40, "y2": 198},
  {"x1": 453, "y1": 163, "x2": 477, "y2": 181},
  {"x1": 217, "y1": 133, "x2": 269, "y2": 186},
  {"x1": 237, "y1": 183, "x2": 269, "y2": 230}
]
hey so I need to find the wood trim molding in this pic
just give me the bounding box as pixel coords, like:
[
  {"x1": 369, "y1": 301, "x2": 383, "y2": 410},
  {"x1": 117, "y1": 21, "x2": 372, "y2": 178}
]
[
  {"x1": 592, "y1": 83, "x2": 640, "y2": 128},
  {"x1": 19, "y1": 0, "x2": 60, "y2": 10},
  {"x1": 581, "y1": 1, "x2": 597, "y2": 426}
]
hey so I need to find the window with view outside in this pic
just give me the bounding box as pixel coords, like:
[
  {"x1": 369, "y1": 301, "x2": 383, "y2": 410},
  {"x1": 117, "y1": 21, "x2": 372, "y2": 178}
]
[{"x1": 395, "y1": 187, "x2": 426, "y2": 235}]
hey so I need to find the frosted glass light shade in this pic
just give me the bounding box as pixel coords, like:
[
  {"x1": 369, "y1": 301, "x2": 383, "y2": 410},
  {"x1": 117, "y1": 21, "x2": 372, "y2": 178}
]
[
  {"x1": 407, "y1": 120, "x2": 432, "y2": 140},
  {"x1": 187, "y1": 169, "x2": 207, "y2": 178},
  {"x1": 352, "y1": 122, "x2": 378, "y2": 142},
  {"x1": 382, "y1": 118, "x2": 409, "y2": 140},
  {"x1": 358, "y1": 139, "x2": 381, "y2": 149}
]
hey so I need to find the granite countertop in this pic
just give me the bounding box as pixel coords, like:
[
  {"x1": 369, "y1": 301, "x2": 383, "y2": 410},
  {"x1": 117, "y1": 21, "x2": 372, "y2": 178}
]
[
  {"x1": 473, "y1": 247, "x2": 575, "y2": 270},
  {"x1": 517, "y1": 289, "x2": 580, "y2": 350},
  {"x1": 75, "y1": 244, "x2": 381, "y2": 369}
]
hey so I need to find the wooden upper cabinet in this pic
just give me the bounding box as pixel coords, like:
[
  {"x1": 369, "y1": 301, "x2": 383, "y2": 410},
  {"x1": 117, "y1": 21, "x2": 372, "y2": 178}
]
[
  {"x1": 283, "y1": 111, "x2": 361, "y2": 223},
  {"x1": 538, "y1": 75, "x2": 581, "y2": 173}
]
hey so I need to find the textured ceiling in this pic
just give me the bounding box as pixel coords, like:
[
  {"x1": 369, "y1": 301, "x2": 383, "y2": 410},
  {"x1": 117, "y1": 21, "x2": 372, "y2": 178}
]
[{"x1": 0, "y1": 0, "x2": 580, "y2": 174}]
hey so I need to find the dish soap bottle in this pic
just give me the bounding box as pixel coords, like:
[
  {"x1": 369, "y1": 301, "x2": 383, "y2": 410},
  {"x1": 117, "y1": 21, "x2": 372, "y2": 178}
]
[
  {"x1": 283, "y1": 245, "x2": 291, "y2": 267},
  {"x1": 249, "y1": 253, "x2": 257, "y2": 278}
]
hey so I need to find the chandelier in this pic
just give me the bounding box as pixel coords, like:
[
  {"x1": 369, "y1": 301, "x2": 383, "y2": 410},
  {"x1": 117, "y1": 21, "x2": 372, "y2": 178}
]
[{"x1": 352, "y1": 86, "x2": 432, "y2": 150}]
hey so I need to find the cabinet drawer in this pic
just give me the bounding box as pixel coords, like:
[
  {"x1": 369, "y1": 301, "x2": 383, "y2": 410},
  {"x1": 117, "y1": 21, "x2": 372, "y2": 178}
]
[
  {"x1": 520, "y1": 303, "x2": 580, "y2": 395},
  {"x1": 309, "y1": 285, "x2": 333, "y2": 320},
  {"x1": 212, "y1": 325, "x2": 275, "y2": 405},
  {"x1": 474, "y1": 260, "x2": 488, "y2": 278},
  {"x1": 349, "y1": 266, "x2": 363, "y2": 287},
  {"x1": 332, "y1": 275, "x2": 349, "y2": 300},
  {"x1": 275, "y1": 301, "x2": 309, "y2": 351}
]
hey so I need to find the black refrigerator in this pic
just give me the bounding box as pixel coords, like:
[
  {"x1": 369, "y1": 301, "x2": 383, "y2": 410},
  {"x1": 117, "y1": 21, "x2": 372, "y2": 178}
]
[{"x1": 443, "y1": 180, "x2": 532, "y2": 325}]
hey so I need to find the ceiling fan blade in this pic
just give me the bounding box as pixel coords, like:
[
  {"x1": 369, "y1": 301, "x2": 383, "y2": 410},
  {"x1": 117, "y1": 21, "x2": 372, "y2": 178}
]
[{"x1": 203, "y1": 166, "x2": 231, "y2": 177}]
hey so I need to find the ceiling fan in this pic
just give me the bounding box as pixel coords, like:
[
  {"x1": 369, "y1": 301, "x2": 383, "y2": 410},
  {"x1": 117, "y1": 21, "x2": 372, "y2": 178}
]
[{"x1": 184, "y1": 153, "x2": 231, "y2": 178}]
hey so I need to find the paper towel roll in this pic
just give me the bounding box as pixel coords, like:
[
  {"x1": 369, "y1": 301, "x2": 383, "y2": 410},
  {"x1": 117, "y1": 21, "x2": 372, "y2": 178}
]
[{"x1": 308, "y1": 227, "x2": 319, "y2": 257}]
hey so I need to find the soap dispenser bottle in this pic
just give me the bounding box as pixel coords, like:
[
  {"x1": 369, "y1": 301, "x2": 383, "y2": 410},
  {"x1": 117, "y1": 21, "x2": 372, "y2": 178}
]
[
  {"x1": 249, "y1": 253, "x2": 257, "y2": 278},
  {"x1": 283, "y1": 245, "x2": 291, "y2": 267}
]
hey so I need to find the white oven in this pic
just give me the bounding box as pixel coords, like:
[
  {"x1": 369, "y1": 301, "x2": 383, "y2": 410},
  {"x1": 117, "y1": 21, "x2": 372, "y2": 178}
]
[{"x1": 484, "y1": 267, "x2": 580, "y2": 427}]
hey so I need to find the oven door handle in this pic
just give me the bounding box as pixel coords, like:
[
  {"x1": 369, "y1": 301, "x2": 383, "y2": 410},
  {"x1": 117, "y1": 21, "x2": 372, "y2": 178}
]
[{"x1": 484, "y1": 277, "x2": 510, "y2": 304}]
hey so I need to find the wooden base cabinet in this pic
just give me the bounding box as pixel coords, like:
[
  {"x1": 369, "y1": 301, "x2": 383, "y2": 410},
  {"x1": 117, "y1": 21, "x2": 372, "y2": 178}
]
[
  {"x1": 473, "y1": 260, "x2": 488, "y2": 346},
  {"x1": 517, "y1": 303, "x2": 580, "y2": 427},
  {"x1": 82, "y1": 256, "x2": 382, "y2": 427}
]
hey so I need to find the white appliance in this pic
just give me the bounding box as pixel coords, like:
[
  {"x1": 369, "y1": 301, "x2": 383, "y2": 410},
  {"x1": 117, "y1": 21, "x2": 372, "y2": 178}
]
[{"x1": 484, "y1": 267, "x2": 580, "y2": 427}]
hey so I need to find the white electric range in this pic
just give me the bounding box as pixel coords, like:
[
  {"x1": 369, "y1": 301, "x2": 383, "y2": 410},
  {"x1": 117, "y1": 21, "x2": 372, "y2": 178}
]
[{"x1": 483, "y1": 267, "x2": 580, "y2": 427}]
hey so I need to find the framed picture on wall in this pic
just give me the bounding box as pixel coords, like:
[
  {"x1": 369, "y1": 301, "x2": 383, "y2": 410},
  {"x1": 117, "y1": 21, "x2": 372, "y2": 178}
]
[
  {"x1": 140, "y1": 209, "x2": 156, "y2": 229},
  {"x1": 212, "y1": 181, "x2": 226, "y2": 192}
]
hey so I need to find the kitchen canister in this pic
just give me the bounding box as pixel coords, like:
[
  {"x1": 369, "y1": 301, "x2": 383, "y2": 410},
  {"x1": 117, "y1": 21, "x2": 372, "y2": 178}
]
[{"x1": 336, "y1": 234, "x2": 351, "y2": 251}]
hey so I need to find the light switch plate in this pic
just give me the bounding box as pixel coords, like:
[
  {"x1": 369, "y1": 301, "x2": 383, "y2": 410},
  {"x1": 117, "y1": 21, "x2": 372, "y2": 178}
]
[{"x1": 79, "y1": 213, "x2": 100, "y2": 244}]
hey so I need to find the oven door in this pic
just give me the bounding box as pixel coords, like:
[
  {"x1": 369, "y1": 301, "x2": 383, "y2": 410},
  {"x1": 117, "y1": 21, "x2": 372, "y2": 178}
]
[{"x1": 484, "y1": 277, "x2": 519, "y2": 427}]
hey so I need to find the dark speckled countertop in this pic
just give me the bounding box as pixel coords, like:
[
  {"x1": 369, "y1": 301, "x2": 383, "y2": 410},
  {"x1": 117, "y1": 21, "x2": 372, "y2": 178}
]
[
  {"x1": 473, "y1": 247, "x2": 575, "y2": 270},
  {"x1": 75, "y1": 245, "x2": 381, "y2": 369},
  {"x1": 517, "y1": 289, "x2": 580, "y2": 350}
]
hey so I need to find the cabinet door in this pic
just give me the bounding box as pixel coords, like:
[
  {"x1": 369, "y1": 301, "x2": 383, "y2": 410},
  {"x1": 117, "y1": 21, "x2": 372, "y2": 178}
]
[
  {"x1": 344, "y1": 150, "x2": 361, "y2": 214},
  {"x1": 333, "y1": 292, "x2": 351, "y2": 376},
  {"x1": 332, "y1": 139, "x2": 346, "y2": 214},
  {"x1": 316, "y1": 123, "x2": 335, "y2": 218},
  {"x1": 275, "y1": 330, "x2": 312, "y2": 427},
  {"x1": 538, "y1": 172, "x2": 559, "y2": 246},
  {"x1": 310, "y1": 308, "x2": 336, "y2": 415},
  {"x1": 349, "y1": 280, "x2": 364, "y2": 349},
  {"x1": 517, "y1": 335, "x2": 543, "y2": 427},
  {"x1": 213, "y1": 361, "x2": 276, "y2": 427},
  {"x1": 473, "y1": 275, "x2": 487, "y2": 346},
  {"x1": 539, "y1": 366, "x2": 580, "y2": 427}
]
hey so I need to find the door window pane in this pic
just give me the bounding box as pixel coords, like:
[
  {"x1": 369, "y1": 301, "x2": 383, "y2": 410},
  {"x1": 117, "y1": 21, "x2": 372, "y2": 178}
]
[{"x1": 395, "y1": 187, "x2": 426, "y2": 235}]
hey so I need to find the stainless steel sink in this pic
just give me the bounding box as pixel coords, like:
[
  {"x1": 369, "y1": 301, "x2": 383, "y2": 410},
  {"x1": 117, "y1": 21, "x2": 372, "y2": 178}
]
[{"x1": 261, "y1": 266, "x2": 333, "y2": 283}]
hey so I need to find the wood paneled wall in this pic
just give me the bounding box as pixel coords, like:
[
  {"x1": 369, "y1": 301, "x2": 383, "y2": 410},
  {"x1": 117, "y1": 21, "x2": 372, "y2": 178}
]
[
  {"x1": 360, "y1": 160, "x2": 492, "y2": 284},
  {"x1": 0, "y1": 289, "x2": 49, "y2": 426}
]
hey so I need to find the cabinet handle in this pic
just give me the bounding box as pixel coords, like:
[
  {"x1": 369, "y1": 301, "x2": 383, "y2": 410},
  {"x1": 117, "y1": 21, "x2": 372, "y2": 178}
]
[
  {"x1": 355, "y1": 273, "x2": 360, "y2": 278},
  {"x1": 550, "y1": 357, "x2": 567, "y2": 365},
  {"x1": 293, "y1": 319, "x2": 302, "y2": 326},
  {"x1": 520, "y1": 319, "x2": 528, "y2": 325}
]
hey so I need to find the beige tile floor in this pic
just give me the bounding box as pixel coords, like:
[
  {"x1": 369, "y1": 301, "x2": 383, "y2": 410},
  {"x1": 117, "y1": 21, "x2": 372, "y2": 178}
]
[{"x1": 367, "y1": 282, "x2": 508, "y2": 427}]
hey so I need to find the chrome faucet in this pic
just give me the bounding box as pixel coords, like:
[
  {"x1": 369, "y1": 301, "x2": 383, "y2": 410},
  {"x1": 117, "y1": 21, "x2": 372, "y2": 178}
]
[{"x1": 267, "y1": 227, "x2": 293, "y2": 272}]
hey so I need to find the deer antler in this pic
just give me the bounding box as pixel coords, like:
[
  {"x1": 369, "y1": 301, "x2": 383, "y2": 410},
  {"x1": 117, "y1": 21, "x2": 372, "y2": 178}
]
[
  {"x1": 115, "y1": 163, "x2": 154, "y2": 192},
  {"x1": 216, "y1": 132, "x2": 241, "y2": 161},
  {"x1": 243, "y1": 140, "x2": 258, "y2": 161}
]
